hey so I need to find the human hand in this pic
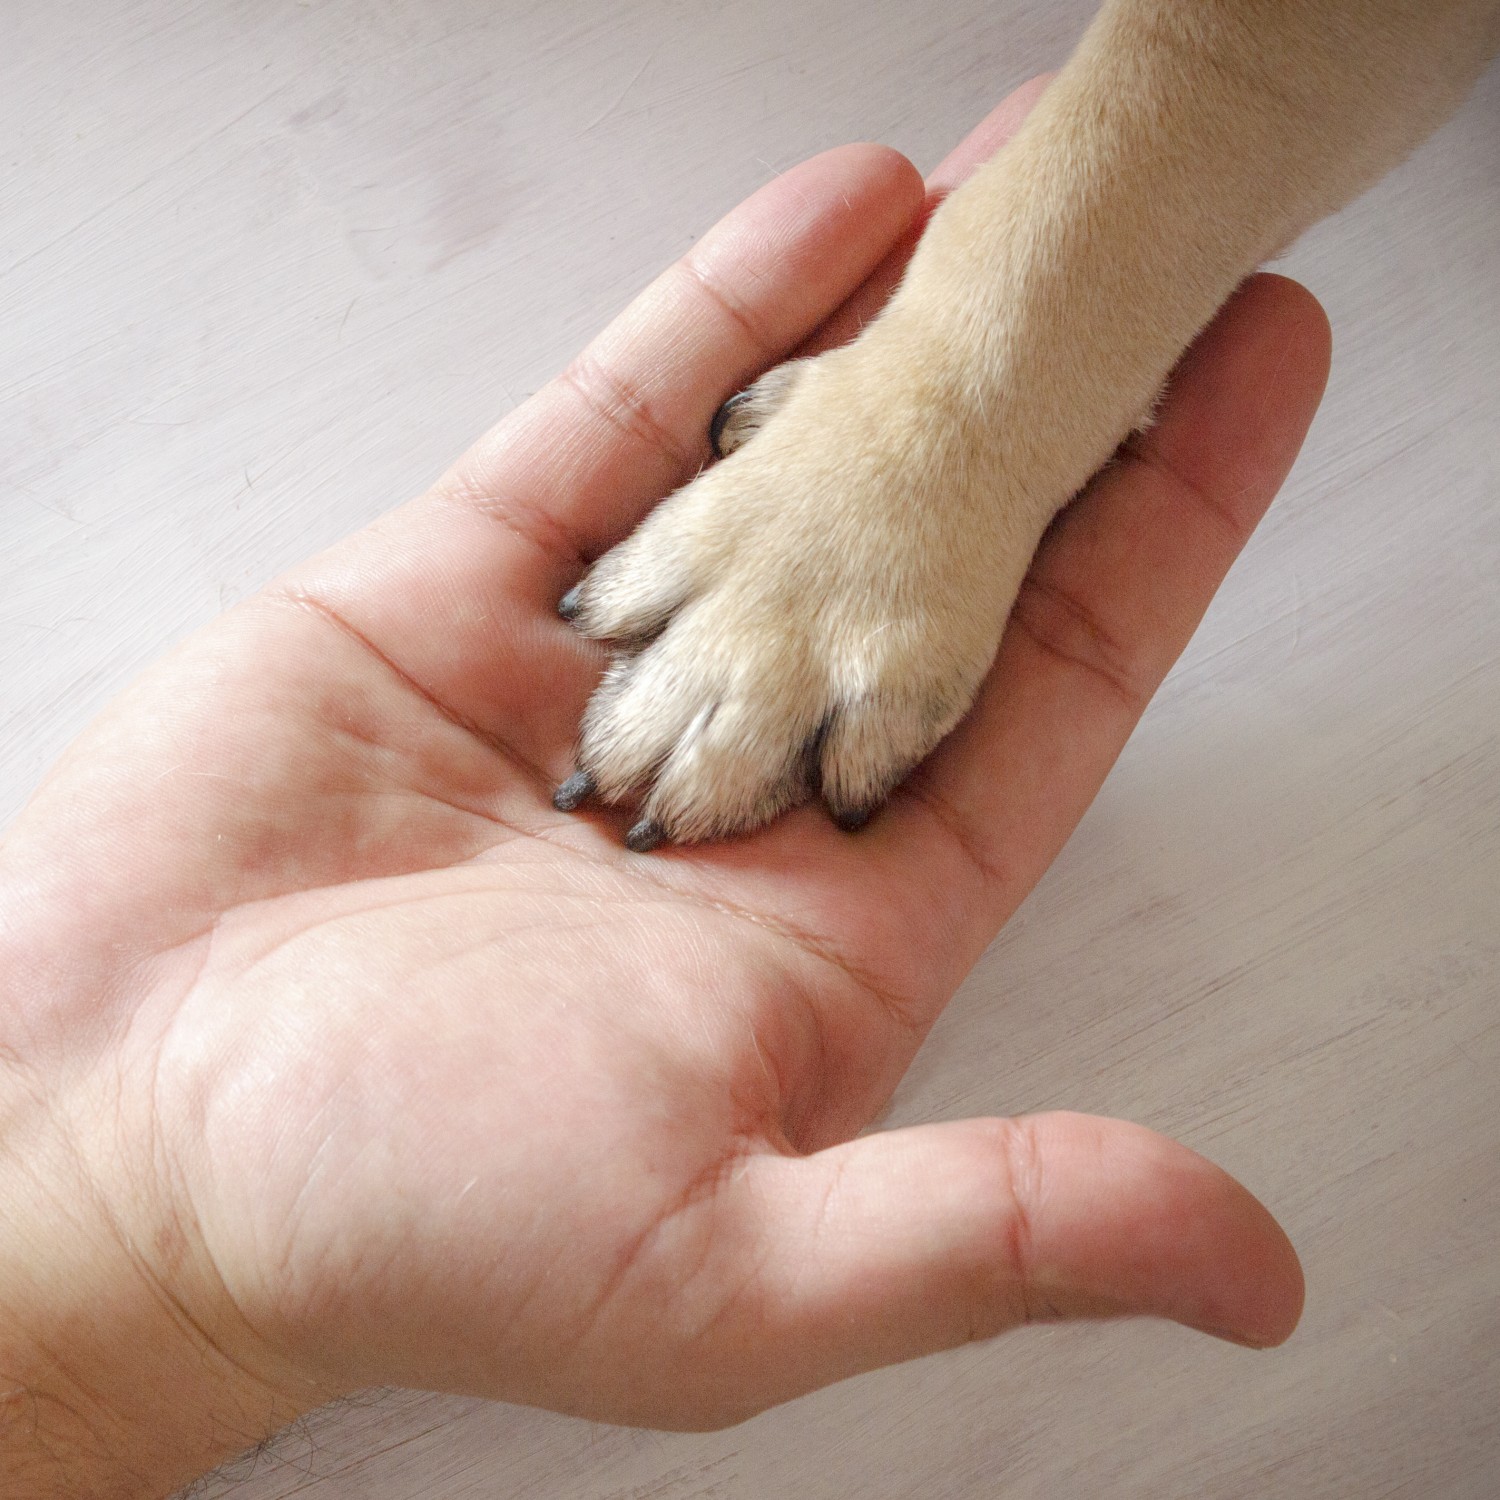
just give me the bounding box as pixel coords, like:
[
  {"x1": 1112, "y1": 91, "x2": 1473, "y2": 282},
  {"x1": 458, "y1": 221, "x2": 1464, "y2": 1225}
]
[{"x1": 0, "y1": 80, "x2": 1325, "y2": 1497}]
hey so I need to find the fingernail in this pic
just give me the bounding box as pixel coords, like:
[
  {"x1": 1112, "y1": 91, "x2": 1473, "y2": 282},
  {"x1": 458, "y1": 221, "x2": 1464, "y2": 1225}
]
[{"x1": 552, "y1": 770, "x2": 595, "y2": 812}]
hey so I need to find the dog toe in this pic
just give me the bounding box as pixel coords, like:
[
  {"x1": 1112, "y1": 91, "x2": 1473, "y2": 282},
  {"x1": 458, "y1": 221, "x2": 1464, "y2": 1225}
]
[{"x1": 709, "y1": 359, "x2": 811, "y2": 458}]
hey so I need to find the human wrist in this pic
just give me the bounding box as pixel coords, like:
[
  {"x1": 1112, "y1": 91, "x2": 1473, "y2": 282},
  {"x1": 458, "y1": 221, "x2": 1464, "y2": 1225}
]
[{"x1": 0, "y1": 960, "x2": 321, "y2": 1496}]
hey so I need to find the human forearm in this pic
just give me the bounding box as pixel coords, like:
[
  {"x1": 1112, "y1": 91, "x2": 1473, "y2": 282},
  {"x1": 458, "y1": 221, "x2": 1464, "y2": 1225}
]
[{"x1": 0, "y1": 982, "x2": 312, "y2": 1499}]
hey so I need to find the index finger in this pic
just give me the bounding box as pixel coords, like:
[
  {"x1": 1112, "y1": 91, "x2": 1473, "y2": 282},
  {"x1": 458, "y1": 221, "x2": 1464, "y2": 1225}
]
[
  {"x1": 438, "y1": 143, "x2": 927, "y2": 569},
  {"x1": 273, "y1": 144, "x2": 926, "y2": 757}
]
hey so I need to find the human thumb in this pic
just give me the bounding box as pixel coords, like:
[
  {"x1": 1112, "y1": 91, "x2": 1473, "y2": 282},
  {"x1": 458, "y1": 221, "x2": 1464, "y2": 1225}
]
[{"x1": 719, "y1": 1111, "x2": 1302, "y2": 1414}]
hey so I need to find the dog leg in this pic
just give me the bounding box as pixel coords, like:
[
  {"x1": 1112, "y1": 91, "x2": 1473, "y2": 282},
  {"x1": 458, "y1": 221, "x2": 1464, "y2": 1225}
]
[{"x1": 559, "y1": 0, "x2": 1499, "y2": 847}]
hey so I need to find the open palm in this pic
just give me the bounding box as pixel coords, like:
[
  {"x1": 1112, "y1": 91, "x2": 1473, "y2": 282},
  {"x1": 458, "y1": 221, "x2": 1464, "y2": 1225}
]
[{"x1": 0, "y1": 87, "x2": 1324, "y2": 1463}]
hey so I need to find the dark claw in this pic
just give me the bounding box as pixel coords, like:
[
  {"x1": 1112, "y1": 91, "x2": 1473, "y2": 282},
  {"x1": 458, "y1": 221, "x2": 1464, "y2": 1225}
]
[
  {"x1": 709, "y1": 390, "x2": 754, "y2": 460},
  {"x1": 552, "y1": 770, "x2": 596, "y2": 812},
  {"x1": 830, "y1": 804, "x2": 876, "y2": 833},
  {"x1": 557, "y1": 583, "x2": 584, "y2": 621},
  {"x1": 624, "y1": 818, "x2": 667, "y2": 854}
]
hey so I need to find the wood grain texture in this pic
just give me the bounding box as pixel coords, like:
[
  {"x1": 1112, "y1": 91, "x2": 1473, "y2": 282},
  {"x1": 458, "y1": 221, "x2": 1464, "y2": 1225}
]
[{"x1": 3, "y1": 2, "x2": 1497, "y2": 1495}]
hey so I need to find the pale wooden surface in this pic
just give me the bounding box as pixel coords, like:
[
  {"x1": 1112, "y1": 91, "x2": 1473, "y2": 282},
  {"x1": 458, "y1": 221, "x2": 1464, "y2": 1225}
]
[{"x1": 4, "y1": 2, "x2": 1498, "y2": 1496}]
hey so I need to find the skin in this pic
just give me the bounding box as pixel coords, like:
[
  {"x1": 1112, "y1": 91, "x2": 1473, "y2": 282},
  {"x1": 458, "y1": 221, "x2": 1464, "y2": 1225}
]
[{"x1": 0, "y1": 82, "x2": 1323, "y2": 1499}]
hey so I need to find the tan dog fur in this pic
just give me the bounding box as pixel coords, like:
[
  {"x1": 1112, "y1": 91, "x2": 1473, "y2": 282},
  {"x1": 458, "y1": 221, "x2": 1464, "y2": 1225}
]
[{"x1": 558, "y1": 0, "x2": 1500, "y2": 848}]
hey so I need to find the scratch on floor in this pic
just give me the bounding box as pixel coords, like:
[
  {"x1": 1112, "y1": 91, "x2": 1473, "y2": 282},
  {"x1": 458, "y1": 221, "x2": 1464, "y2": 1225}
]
[{"x1": 579, "y1": 50, "x2": 658, "y2": 136}]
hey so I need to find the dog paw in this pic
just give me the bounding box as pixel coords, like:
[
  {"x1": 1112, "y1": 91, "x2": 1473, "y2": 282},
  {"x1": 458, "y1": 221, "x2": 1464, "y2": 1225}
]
[{"x1": 555, "y1": 344, "x2": 1044, "y2": 848}]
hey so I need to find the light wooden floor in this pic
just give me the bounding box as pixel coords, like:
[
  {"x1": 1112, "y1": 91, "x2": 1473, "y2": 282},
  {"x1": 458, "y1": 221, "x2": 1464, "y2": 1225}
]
[{"x1": 4, "y1": 3, "x2": 1497, "y2": 1496}]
